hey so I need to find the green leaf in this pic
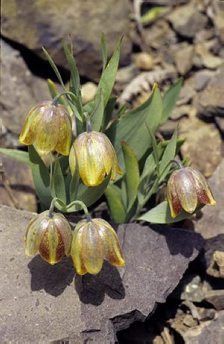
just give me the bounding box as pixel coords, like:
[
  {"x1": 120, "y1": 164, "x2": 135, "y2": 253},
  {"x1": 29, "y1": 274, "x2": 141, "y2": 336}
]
[
  {"x1": 0, "y1": 148, "x2": 30, "y2": 164},
  {"x1": 159, "y1": 130, "x2": 177, "y2": 182},
  {"x1": 91, "y1": 89, "x2": 104, "y2": 131},
  {"x1": 108, "y1": 85, "x2": 163, "y2": 166},
  {"x1": 69, "y1": 165, "x2": 80, "y2": 202},
  {"x1": 47, "y1": 79, "x2": 59, "y2": 99},
  {"x1": 73, "y1": 174, "x2": 111, "y2": 209},
  {"x1": 105, "y1": 184, "x2": 126, "y2": 224},
  {"x1": 63, "y1": 42, "x2": 81, "y2": 99},
  {"x1": 96, "y1": 38, "x2": 121, "y2": 106},
  {"x1": 122, "y1": 142, "x2": 140, "y2": 211},
  {"x1": 138, "y1": 201, "x2": 193, "y2": 224},
  {"x1": 161, "y1": 79, "x2": 182, "y2": 123},
  {"x1": 28, "y1": 146, "x2": 51, "y2": 207},
  {"x1": 51, "y1": 159, "x2": 67, "y2": 203},
  {"x1": 42, "y1": 47, "x2": 66, "y2": 90},
  {"x1": 100, "y1": 33, "x2": 108, "y2": 70},
  {"x1": 102, "y1": 96, "x2": 116, "y2": 130}
]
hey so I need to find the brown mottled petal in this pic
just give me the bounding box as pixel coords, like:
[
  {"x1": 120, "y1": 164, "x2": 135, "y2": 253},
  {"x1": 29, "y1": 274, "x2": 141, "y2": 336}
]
[
  {"x1": 71, "y1": 225, "x2": 88, "y2": 275},
  {"x1": 167, "y1": 172, "x2": 182, "y2": 218},
  {"x1": 96, "y1": 219, "x2": 125, "y2": 267},
  {"x1": 189, "y1": 167, "x2": 216, "y2": 206},
  {"x1": 34, "y1": 107, "x2": 59, "y2": 154},
  {"x1": 176, "y1": 169, "x2": 198, "y2": 213},
  {"x1": 80, "y1": 222, "x2": 104, "y2": 274},
  {"x1": 54, "y1": 106, "x2": 72, "y2": 156}
]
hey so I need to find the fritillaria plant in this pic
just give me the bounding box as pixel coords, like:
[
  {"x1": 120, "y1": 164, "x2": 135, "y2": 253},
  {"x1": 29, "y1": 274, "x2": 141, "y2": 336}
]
[{"x1": 0, "y1": 38, "x2": 216, "y2": 275}]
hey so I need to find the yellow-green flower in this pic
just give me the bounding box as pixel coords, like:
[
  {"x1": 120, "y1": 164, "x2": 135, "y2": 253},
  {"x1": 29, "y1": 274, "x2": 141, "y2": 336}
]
[
  {"x1": 69, "y1": 131, "x2": 122, "y2": 186},
  {"x1": 71, "y1": 218, "x2": 125, "y2": 275},
  {"x1": 25, "y1": 211, "x2": 72, "y2": 265},
  {"x1": 19, "y1": 101, "x2": 72, "y2": 155},
  {"x1": 167, "y1": 166, "x2": 216, "y2": 218}
]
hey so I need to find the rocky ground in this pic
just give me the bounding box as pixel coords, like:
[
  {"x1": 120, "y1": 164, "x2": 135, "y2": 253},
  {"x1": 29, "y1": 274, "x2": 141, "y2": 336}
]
[{"x1": 0, "y1": 0, "x2": 224, "y2": 343}]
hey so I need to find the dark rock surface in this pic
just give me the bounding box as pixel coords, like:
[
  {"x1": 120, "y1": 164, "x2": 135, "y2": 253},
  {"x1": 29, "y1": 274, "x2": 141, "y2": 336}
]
[
  {"x1": 0, "y1": 156, "x2": 37, "y2": 212},
  {"x1": 195, "y1": 160, "x2": 224, "y2": 238},
  {"x1": 1, "y1": 0, "x2": 131, "y2": 80},
  {"x1": 0, "y1": 39, "x2": 48, "y2": 135},
  {"x1": 0, "y1": 206, "x2": 204, "y2": 343}
]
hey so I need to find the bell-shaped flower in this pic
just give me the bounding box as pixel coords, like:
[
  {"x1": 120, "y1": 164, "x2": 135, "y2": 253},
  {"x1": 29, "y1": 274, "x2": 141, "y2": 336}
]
[
  {"x1": 167, "y1": 166, "x2": 216, "y2": 218},
  {"x1": 71, "y1": 218, "x2": 125, "y2": 275},
  {"x1": 25, "y1": 211, "x2": 72, "y2": 265},
  {"x1": 19, "y1": 101, "x2": 72, "y2": 155},
  {"x1": 69, "y1": 131, "x2": 122, "y2": 186}
]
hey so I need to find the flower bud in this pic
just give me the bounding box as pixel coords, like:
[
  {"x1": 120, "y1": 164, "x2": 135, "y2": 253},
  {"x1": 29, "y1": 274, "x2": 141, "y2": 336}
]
[
  {"x1": 19, "y1": 101, "x2": 72, "y2": 155},
  {"x1": 69, "y1": 131, "x2": 122, "y2": 186},
  {"x1": 71, "y1": 218, "x2": 125, "y2": 275},
  {"x1": 25, "y1": 211, "x2": 72, "y2": 265},
  {"x1": 167, "y1": 166, "x2": 216, "y2": 218}
]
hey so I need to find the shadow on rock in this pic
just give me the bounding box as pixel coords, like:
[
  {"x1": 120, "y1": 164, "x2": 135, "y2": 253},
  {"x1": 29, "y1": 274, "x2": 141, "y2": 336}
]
[
  {"x1": 75, "y1": 261, "x2": 125, "y2": 306},
  {"x1": 28, "y1": 255, "x2": 75, "y2": 297},
  {"x1": 153, "y1": 225, "x2": 204, "y2": 258}
]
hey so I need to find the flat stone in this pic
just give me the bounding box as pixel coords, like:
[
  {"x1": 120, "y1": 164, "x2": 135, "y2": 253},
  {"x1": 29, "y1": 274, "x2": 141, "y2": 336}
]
[
  {"x1": 196, "y1": 69, "x2": 224, "y2": 118},
  {"x1": 0, "y1": 156, "x2": 37, "y2": 212},
  {"x1": 195, "y1": 160, "x2": 224, "y2": 238},
  {"x1": 0, "y1": 39, "x2": 48, "y2": 135},
  {"x1": 0, "y1": 206, "x2": 204, "y2": 343},
  {"x1": 179, "y1": 117, "x2": 223, "y2": 177},
  {"x1": 168, "y1": 4, "x2": 208, "y2": 38},
  {"x1": 1, "y1": 0, "x2": 131, "y2": 80},
  {"x1": 173, "y1": 43, "x2": 194, "y2": 75}
]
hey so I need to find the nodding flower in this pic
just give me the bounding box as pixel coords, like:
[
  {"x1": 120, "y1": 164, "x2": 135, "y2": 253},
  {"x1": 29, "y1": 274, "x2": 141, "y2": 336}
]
[
  {"x1": 69, "y1": 131, "x2": 122, "y2": 186},
  {"x1": 19, "y1": 101, "x2": 72, "y2": 155},
  {"x1": 167, "y1": 166, "x2": 216, "y2": 218},
  {"x1": 25, "y1": 211, "x2": 72, "y2": 265},
  {"x1": 71, "y1": 218, "x2": 125, "y2": 275}
]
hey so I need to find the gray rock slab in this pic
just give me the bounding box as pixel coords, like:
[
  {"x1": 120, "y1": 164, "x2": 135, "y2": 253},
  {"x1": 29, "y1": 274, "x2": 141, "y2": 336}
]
[
  {"x1": 0, "y1": 39, "x2": 48, "y2": 135},
  {"x1": 0, "y1": 206, "x2": 204, "y2": 343},
  {"x1": 1, "y1": 0, "x2": 131, "y2": 80},
  {"x1": 195, "y1": 160, "x2": 224, "y2": 239}
]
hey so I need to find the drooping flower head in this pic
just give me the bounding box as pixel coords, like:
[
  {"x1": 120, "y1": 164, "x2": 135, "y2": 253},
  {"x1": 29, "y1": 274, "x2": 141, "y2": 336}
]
[
  {"x1": 25, "y1": 211, "x2": 72, "y2": 265},
  {"x1": 71, "y1": 218, "x2": 125, "y2": 275},
  {"x1": 167, "y1": 166, "x2": 216, "y2": 218},
  {"x1": 19, "y1": 101, "x2": 72, "y2": 155},
  {"x1": 69, "y1": 131, "x2": 122, "y2": 186}
]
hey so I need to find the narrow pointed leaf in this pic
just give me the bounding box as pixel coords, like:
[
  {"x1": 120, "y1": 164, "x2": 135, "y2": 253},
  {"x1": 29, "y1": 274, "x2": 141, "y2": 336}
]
[
  {"x1": 138, "y1": 201, "x2": 193, "y2": 224},
  {"x1": 107, "y1": 85, "x2": 163, "y2": 166},
  {"x1": 159, "y1": 130, "x2": 177, "y2": 182},
  {"x1": 100, "y1": 33, "x2": 108, "y2": 70},
  {"x1": 42, "y1": 47, "x2": 66, "y2": 90},
  {"x1": 96, "y1": 38, "x2": 121, "y2": 106},
  {"x1": 161, "y1": 79, "x2": 182, "y2": 123},
  {"x1": 51, "y1": 159, "x2": 67, "y2": 203},
  {"x1": 91, "y1": 89, "x2": 104, "y2": 131},
  {"x1": 63, "y1": 42, "x2": 80, "y2": 98},
  {"x1": 28, "y1": 146, "x2": 51, "y2": 207},
  {"x1": 105, "y1": 184, "x2": 126, "y2": 224},
  {"x1": 122, "y1": 141, "x2": 140, "y2": 211},
  {"x1": 0, "y1": 148, "x2": 29, "y2": 164}
]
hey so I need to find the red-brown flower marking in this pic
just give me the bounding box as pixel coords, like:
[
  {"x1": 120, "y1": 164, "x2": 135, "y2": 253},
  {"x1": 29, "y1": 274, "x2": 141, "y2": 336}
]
[
  {"x1": 71, "y1": 218, "x2": 125, "y2": 275},
  {"x1": 167, "y1": 167, "x2": 216, "y2": 218},
  {"x1": 25, "y1": 211, "x2": 72, "y2": 265}
]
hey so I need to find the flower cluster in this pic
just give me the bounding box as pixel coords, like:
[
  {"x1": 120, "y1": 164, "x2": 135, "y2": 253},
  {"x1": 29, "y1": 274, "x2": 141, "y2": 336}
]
[
  {"x1": 19, "y1": 101, "x2": 121, "y2": 187},
  {"x1": 25, "y1": 210, "x2": 125, "y2": 275}
]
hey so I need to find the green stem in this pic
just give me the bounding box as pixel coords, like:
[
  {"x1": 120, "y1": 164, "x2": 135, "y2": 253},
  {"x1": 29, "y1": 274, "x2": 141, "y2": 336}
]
[
  {"x1": 171, "y1": 159, "x2": 184, "y2": 170},
  {"x1": 83, "y1": 112, "x2": 92, "y2": 132},
  {"x1": 52, "y1": 91, "x2": 78, "y2": 106},
  {"x1": 48, "y1": 197, "x2": 91, "y2": 221}
]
